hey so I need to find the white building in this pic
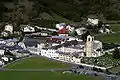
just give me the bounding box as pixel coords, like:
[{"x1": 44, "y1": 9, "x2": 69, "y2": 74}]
[
  {"x1": 87, "y1": 18, "x2": 99, "y2": 26},
  {"x1": 21, "y1": 25, "x2": 35, "y2": 33},
  {"x1": 75, "y1": 27, "x2": 86, "y2": 35},
  {"x1": 86, "y1": 35, "x2": 103, "y2": 57},
  {"x1": 99, "y1": 28, "x2": 110, "y2": 34},
  {"x1": 40, "y1": 32, "x2": 48, "y2": 36},
  {"x1": 23, "y1": 38, "x2": 46, "y2": 55},
  {"x1": 56, "y1": 23, "x2": 66, "y2": 30},
  {"x1": 1, "y1": 31, "x2": 10, "y2": 37},
  {"x1": 57, "y1": 47, "x2": 84, "y2": 53},
  {"x1": 4, "y1": 24, "x2": 13, "y2": 34},
  {"x1": 0, "y1": 49, "x2": 5, "y2": 55},
  {"x1": 0, "y1": 60, "x2": 4, "y2": 66},
  {"x1": 41, "y1": 48, "x2": 59, "y2": 58},
  {"x1": 2, "y1": 56, "x2": 9, "y2": 62}
]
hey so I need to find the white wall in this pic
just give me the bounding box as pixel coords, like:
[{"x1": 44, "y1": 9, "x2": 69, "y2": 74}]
[
  {"x1": 23, "y1": 25, "x2": 35, "y2": 32},
  {"x1": 0, "y1": 50, "x2": 5, "y2": 55},
  {"x1": 41, "y1": 49, "x2": 59, "y2": 58},
  {"x1": 5, "y1": 24, "x2": 13, "y2": 33}
]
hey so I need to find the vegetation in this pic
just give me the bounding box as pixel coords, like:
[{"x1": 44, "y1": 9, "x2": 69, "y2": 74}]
[
  {"x1": 4, "y1": 57, "x2": 71, "y2": 69},
  {"x1": 81, "y1": 54, "x2": 120, "y2": 68},
  {"x1": 113, "y1": 47, "x2": 120, "y2": 59},
  {"x1": 3, "y1": 56, "x2": 103, "y2": 80},
  {"x1": 0, "y1": 0, "x2": 120, "y2": 27},
  {"x1": 110, "y1": 24, "x2": 120, "y2": 32},
  {"x1": 0, "y1": 71, "x2": 102, "y2": 80},
  {"x1": 95, "y1": 32, "x2": 120, "y2": 43},
  {"x1": 81, "y1": 31, "x2": 90, "y2": 42},
  {"x1": 111, "y1": 65, "x2": 120, "y2": 72}
]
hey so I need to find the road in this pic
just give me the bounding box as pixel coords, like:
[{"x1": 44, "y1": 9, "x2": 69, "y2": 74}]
[{"x1": 1, "y1": 68, "x2": 69, "y2": 72}]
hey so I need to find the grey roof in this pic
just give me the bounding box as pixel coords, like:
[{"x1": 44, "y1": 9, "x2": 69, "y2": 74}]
[
  {"x1": 48, "y1": 40, "x2": 85, "y2": 50},
  {"x1": 56, "y1": 50, "x2": 84, "y2": 56},
  {"x1": 17, "y1": 49, "x2": 29, "y2": 53},
  {"x1": 6, "y1": 45, "x2": 23, "y2": 51},
  {"x1": 24, "y1": 38, "x2": 40, "y2": 47},
  {"x1": 66, "y1": 46, "x2": 84, "y2": 49},
  {"x1": 56, "y1": 51, "x2": 70, "y2": 55}
]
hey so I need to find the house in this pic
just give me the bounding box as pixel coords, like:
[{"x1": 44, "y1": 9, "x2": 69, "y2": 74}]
[
  {"x1": 40, "y1": 32, "x2": 49, "y2": 36},
  {"x1": 56, "y1": 23, "x2": 69, "y2": 36},
  {"x1": 75, "y1": 27, "x2": 86, "y2": 35},
  {"x1": 41, "y1": 48, "x2": 59, "y2": 59},
  {"x1": 0, "y1": 60, "x2": 4, "y2": 66},
  {"x1": 2, "y1": 55, "x2": 14, "y2": 63},
  {"x1": 58, "y1": 27, "x2": 68, "y2": 36},
  {"x1": 0, "y1": 49, "x2": 5, "y2": 55},
  {"x1": 87, "y1": 18, "x2": 99, "y2": 26},
  {"x1": 56, "y1": 51, "x2": 81, "y2": 64},
  {"x1": 2, "y1": 56, "x2": 9, "y2": 62},
  {"x1": 56, "y1": 23, "x2": 66, "y2": 30},
  {"x1": 99, "y1": 28, "x2": 110, "y2": 34},
  {"x1": 50, "y1": 36, "x2": 69, "y2": 42},
  {"x1": 5, "y1": 38, "x2": 19, "y2": 47},
  {"x1": 21, "y1": 25, "x2": 35, "y2": 33},
  {"x1": 23, "y1": 38, "x2": 43, "y2": 55},
  {"x1": 4, "y1": 24, "x2": 13, "y2": 34},
  {"x1": 1, "y1": 30, "x2": 10, "y2": 37}
]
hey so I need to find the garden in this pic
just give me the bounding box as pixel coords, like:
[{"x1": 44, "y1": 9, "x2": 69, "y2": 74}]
[{"x1": 81, "y1": 54, "x2": 120, "y2": 68}]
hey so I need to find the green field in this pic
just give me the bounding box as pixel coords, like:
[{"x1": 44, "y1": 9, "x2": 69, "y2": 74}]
[
  {"x1": 110, "y1": 24, "x2": 120, "y2": 32},
  {"x1": 0, "y1": 71, "x2": 102, "y2": 80},
  {"x1": 4, "y1": 57, "x2": 71, "y2": 69},
  {"x1": 1, "y1": 57, "x2": 103, "y2": 80},
  {"x1": 111, "y1": 66, "x2": 120, "y2": 72},
  {"x1": 95, "y1": 24, "x2": 120, "y2": 43},
  {"x1": 96, "y1": 32, "x2": 120, "y2": 43}
]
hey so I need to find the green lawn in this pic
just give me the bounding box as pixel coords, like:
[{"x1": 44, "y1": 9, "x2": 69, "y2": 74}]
[
  {"x1": 110, "y1": 24, "x2": 120, "y2": 32},
  {"x1": 0, "y1": 71, "x2": 102, "y2": 80},
  {"x1": 94, "y1": 24, "x2": 120, "y2": 43},
  {"x1": 95, "y1": 32, "x2": 120, "y2": 43},
  {"x1": 2, "y1": 57, "x2": 104, "y2": 80},
  {"x1": 4, "y1": 57, "x2": 71, "y2": 69},
  {"x1": 111, "y1": 66, "x2": 120, "y2": 72}
]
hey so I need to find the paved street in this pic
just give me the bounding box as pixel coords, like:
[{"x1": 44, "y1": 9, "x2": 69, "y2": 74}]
[{"x1": 2, "y1": 68, "x2": 69, "y2": 71}]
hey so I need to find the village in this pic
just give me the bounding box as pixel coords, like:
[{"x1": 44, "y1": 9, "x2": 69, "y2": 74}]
[
  {"x1": 0, "y1": 18, "x2": 113, "y2": 67},
  {"x1": 1, "y1": 17, "x2": 120, "y2": 80}
]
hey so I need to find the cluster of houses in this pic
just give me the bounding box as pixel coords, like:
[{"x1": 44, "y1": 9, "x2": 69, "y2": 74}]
[
  {"x1": 17, "y1": 22, "x2": 104, "y2": 65},
  {"x1": 0, "y1": 18, "x2": 109, "y2": 67},
  {"x1": 0, "y1": 38, "x2": 30, "y2": 66}
]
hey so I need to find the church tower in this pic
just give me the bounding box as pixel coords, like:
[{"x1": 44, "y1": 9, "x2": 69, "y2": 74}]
[{"x1": 86, "y1": 35, "x2": 94, "y2": 57}]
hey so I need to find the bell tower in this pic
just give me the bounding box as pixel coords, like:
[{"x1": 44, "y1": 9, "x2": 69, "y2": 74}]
[{"x1": 86, "y1": 35, "x2": 94, "y2": 57}]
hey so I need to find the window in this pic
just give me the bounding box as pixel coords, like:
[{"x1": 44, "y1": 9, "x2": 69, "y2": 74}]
[
  {"x1": 88, "y1": 38, "x2": 90, "y2": 41},
  {"x1": 92, "y1": 38, "x2": 94, "y2": 41}
]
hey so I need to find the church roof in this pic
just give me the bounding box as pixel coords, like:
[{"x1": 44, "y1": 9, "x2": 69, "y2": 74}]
[{"x1": 58, "y1": 27, "x2": 68, "y2": 34}]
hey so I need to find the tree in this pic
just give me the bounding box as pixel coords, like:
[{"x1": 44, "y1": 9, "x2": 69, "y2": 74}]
[
  {"x1": 113, "y1": 47, "x2": 120, "y2": 59},
  {"x1": 3, "y1": 0, "x2": 35, "y2": 30},
  {"x1": 51, "y1": 31, "x2": 58, "y2": 36},
  {"x1": 81, "y1": 31, "x2": 90, "y2": 41},
  {"x1": 74, "y1": 31, "x2": 78, "y2": 36}
]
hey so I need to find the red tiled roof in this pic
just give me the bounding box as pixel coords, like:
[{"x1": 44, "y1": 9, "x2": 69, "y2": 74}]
[{"x1": 58, "y1": 27, "x2": 68, "y2": 34}]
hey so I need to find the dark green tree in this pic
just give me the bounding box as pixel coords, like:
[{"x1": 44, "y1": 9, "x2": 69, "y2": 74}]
[
  {"x1": 81, "y1": 31, "x2": 90, "y2": 41},
  {"x1": 113, "y1": 47, "x2": 120, "y2": 59}
]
